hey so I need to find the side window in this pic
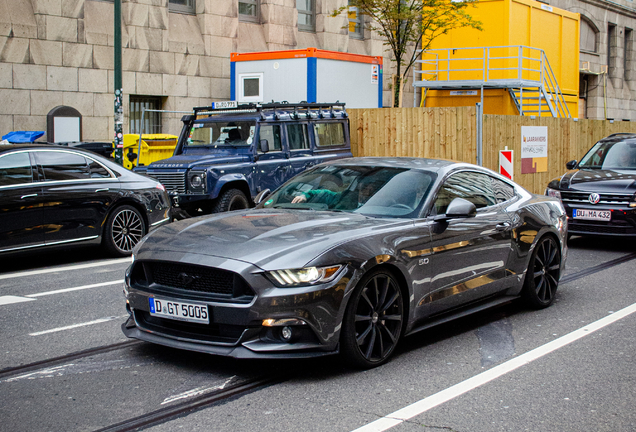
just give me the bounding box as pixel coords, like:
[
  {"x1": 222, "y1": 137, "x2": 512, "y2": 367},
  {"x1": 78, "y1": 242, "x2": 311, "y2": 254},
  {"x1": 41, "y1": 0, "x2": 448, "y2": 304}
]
[
  {"x1": 0, "y1": 153, "x2": 33, "y2": 186},
  {"x1": 89, "y1": 160, "x2": 112, "y2": 178},
  {"x1": 35, "y1": 151, "x2": 91, "y2": 181},
  {"x1": 490, "y1": 177, "x2": 515, "y2": 203},
  {"x1": 258, "y1": 125, "x2": 282, "y2": 152},
  {"x1": 315, "y1": 122, "x2": 345, "y2": 147},
  {"x1": 434, "y1": 171, "x2": 497, "y2": 215},
  {"x1": 287, "y1": 124, "x2": 309, "y2": 150}
]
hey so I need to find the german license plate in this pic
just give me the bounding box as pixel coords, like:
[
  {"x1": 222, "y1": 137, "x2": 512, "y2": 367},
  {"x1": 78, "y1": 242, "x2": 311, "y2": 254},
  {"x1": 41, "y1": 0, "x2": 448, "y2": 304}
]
[
  {"x1": 212, "y1": 101, "x2": 237, "y2": 109},
  {"x1": 149, "y1": 297, "x2": 209, "y2": 324},
  {"x1": 573, "y1": 209, "x2": 611, "y2": 221}
]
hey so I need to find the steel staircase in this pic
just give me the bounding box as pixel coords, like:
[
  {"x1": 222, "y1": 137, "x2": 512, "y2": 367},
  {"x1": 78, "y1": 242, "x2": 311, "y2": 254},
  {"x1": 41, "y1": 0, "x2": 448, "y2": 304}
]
[{"x1": 413, "y1": 46, "x2": 571, "y2": 118}]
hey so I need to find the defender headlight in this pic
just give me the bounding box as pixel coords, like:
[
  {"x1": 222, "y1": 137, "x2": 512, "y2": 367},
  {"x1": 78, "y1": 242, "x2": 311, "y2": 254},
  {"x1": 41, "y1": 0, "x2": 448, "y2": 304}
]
[
  {"x1": 190, "y1": 174, "x2": 203, "y2": 188},
  {"x1": 545, "y1": 188, "x2": 561, "y2": 200},
  {"x1": 266, "y1": 265, "x2": 343, "y2": 287}
]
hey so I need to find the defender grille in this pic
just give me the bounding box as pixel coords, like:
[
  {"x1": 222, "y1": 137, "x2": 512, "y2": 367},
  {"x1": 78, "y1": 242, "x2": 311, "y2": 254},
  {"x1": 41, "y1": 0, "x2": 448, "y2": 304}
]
[
  {"x1": 132, "y1": 260, "x2": 255, "y2": 302},
  {"x1": 148, "y1": 171, "x2": 186, "y2": 193}
]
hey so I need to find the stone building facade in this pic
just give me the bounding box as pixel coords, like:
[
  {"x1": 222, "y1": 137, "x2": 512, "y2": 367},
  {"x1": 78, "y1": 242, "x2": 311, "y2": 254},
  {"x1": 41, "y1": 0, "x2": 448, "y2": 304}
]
[
  {"x1": 2, "y1": 0, "x2": 635, "y2": 144},
  {"x1": 0, "y1": 0, "x2": 395, "y2": 142},
  {"x1": 551, "y1": 0, "x2": 636, "y2": 120}
]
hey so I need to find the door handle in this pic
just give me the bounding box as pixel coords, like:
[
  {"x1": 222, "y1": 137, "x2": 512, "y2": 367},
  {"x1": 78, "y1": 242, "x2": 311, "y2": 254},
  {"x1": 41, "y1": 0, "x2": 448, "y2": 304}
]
[
  {"x1": 95, "y1": 188, "x2": 109, "y2": 192},
  {"x1": 21, "y1": 194, "x2": 37, "y2": 199},
  {"x1": 496, "y1": 222, "x2": 511, "y2": 231}
]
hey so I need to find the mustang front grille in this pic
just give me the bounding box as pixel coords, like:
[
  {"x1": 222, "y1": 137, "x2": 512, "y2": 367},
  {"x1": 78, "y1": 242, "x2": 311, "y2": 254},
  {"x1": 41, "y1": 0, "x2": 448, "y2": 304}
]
[{"x1": 131, "y1": 260, "x2": 255, "y2": 302}]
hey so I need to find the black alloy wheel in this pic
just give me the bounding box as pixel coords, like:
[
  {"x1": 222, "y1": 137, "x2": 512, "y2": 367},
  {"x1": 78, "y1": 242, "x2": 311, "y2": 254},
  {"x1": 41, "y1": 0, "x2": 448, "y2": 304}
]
[
  {"x1": 213, "y1": 189, "x2": 249, "y2": 213},
  {"x1": 341, "y1": 269, "x2": 404, "y2": 368},
  {"x1": 522, "y1": 236, "x2": 561, "y2": 309},
  {"x1": 103, "y1": 205, "x2": 146, "y2": 256}
]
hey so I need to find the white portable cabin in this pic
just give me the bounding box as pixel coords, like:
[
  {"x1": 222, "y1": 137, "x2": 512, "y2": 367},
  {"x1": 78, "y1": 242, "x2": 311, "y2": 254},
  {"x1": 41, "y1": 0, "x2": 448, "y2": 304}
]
[{"x1": 230, "y1": 48, "x2": 383, "y2": 108}]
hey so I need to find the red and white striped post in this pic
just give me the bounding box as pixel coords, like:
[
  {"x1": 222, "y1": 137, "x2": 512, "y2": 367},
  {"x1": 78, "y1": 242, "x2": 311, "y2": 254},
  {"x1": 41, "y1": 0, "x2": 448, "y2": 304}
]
[{"x1": 499, "y1": 147, "x2": 514, "y2": 180}]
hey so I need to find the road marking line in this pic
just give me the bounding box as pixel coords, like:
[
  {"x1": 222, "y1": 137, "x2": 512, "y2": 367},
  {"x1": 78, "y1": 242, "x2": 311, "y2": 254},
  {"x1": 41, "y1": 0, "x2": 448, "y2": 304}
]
[
  {"x1": 161, "y1": 376, "x2": 237, "y2": 405},
  {"x1": 0, "y1": 257, "x2": 131, "y2": 281},
  {"x1": 0, "y1": 295, "x2": 37, "y2": 305},
  {"x1": 29, "y1": 316, "x2": 126, "y2": 336},
  {"x1": 351, "y1": 302, "x2": 636, "y2": 432},
  {"x1": 25, "y1": 280, "x2": 123, "y2": 298}
]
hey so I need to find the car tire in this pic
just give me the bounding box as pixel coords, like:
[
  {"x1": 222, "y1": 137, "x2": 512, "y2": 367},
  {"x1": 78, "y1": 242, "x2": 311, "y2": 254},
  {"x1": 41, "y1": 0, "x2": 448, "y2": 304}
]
[
  {"x1": 340, "y1": 268, "x2": 404, "y2": 369},
  {"x1": 103, "y1": 205, "x2": 146, "y2": 257},
  {"x1": 213, "y1": 189, "x2": 249, "y2": 213},
  {"x1": 521, "y1": 236, "x2": 561, "y2": 309}
]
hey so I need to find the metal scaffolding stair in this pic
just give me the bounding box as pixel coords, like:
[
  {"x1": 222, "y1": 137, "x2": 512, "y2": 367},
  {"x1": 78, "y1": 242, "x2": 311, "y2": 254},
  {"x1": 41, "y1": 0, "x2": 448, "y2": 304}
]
[{"x1": 413, "y1": 46, "x2": 571, "y2": 118}]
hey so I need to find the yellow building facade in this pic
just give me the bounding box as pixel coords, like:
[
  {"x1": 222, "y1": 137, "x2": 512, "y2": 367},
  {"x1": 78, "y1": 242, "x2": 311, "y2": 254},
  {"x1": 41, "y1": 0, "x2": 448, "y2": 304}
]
[{"x1": 418, "y1": 0, "x2": 580, "y2": 117}]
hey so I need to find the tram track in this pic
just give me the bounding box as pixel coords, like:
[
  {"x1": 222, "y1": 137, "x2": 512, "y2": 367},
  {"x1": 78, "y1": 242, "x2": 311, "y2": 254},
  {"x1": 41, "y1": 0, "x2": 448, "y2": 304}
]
[
  {"x1": 94, "y1": 375, "x2": 284, "y2": 432},
  {"x1": 0, "y1": 340, "x2": 142, "y2": 381}
]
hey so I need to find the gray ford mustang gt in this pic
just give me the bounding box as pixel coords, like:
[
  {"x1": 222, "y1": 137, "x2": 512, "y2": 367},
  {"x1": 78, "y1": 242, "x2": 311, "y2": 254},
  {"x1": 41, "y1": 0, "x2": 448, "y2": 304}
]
[{"x1": 122, "y1": 157, "x2": 567, "y2": 368}]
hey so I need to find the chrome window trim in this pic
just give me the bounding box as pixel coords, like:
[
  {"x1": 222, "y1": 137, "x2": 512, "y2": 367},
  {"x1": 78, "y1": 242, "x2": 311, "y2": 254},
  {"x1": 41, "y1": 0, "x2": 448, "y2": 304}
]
[
  {"x1": 31, "y1": 148, "x2": 117, "y2": 179},
  {"x1": 1, "y1": 148, "x2": 119, "y2": 189}
]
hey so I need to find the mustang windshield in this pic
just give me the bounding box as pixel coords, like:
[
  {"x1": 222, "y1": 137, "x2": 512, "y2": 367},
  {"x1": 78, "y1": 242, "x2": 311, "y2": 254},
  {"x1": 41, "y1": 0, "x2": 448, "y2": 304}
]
[
  {"x1": 579, "y1": 141, "x2": 636, "y2": 170},
  {"x1": 262, "y1": 165, "x2": 435, "y2": 218},
  {"x1": 187, "y1": 121, "x2": 256, "y2": 147}
]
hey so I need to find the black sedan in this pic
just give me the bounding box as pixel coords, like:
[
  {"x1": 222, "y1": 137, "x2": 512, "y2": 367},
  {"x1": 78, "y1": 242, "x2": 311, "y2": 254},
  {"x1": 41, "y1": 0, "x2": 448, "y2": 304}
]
[
  {"x1": 546, "y1": 133, "x2": 636, "y2": 237},
  {"x1": 123, "y1": 157, "x2": 567, "y2": 368},
  {"x1": 0, "y1": 144, "x2": 171, "y2": 256}
]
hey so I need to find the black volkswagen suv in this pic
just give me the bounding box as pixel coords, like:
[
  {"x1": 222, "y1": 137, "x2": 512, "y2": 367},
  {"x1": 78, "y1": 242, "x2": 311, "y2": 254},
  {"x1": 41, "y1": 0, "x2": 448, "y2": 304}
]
[{"x1": 546, "y1": 133, "x2": 636, "y2": 237}]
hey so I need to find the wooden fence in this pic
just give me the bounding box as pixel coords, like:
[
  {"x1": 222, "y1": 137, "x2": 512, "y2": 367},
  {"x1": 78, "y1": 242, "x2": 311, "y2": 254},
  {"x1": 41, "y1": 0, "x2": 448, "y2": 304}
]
[{"x1": 349, "y1": 107, "x2": 636, "y2": 195}]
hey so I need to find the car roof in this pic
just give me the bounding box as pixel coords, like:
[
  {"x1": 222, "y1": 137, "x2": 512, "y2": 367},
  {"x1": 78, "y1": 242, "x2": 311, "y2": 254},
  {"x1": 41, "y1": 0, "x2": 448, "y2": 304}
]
[
  {"x1": 600, "y1": 133, "x2": 636, "y2": 143},
  {"x1": 323, "y1": 156, "x2": 471, "y2": 172}
]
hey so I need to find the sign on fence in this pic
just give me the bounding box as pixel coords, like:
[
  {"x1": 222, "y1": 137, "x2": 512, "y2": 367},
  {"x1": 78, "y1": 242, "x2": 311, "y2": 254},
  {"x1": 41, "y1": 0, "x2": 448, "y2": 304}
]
[
  {"x1": 499, "y1": 148, "x2": 514, "y2": 180},
  {"x1": 521, "y1": 126, "x2": 548, "y2": 173}
]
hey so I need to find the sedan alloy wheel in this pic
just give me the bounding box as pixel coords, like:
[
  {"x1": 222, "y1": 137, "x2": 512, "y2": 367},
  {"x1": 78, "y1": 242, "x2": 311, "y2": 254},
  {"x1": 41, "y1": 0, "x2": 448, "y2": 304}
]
[{"x1": 104, "y1": 205, "x2": 146, "y2": 256}]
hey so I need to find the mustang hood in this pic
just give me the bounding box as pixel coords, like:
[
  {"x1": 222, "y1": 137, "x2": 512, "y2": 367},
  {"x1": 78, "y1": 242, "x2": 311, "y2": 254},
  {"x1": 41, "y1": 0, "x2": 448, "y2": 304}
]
[
  {"x1": 561, "y1": 169, "x2": 636, "y2": 193},
  {"x1": 139, "y1": 209, "x2": 409, "y2": 270}
]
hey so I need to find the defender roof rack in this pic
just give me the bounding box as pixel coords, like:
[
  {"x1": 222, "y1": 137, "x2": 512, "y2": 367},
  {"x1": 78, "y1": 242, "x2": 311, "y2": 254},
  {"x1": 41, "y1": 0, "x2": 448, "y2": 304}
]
[{"x1": 192, "y1": 101, "x2": 347, "y2": 119}]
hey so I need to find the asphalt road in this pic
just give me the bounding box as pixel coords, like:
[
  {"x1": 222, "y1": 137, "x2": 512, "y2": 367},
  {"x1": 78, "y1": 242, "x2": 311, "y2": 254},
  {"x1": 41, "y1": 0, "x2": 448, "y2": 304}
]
[{"x1": 0, "y1": 236, "x2": 634, "y2": 432}]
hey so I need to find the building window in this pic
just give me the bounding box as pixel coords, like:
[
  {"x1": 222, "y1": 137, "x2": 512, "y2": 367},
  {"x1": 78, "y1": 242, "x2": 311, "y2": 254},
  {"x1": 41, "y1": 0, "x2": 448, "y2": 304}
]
[
  {"x1": 130, "y1": 96, "x2": 162, "y2": 134},
  {"x1": 238, "y1": 73, "x2": 264, "y2": 103},
  {"x1": 169, "y1": 0, "x2": 195, "y2": 14},
  {"x1": 625, "y1": 28, "x2": 633, "y2": 80},
  {"x1": 239, "y1": 0, "x2": 259, "y2": 23},
  {"x1": 608, "y1": 23, "x2": 617, "y2": 74},
  {"x1": 580, "y1": 16, "x2": 599, "y2": 53},
  {"x1": 348, "y1": 1, "x2": 363, "y2": 39},
  {"x1": 297, "y1": 0, "x2": 315, "y2": 32}
]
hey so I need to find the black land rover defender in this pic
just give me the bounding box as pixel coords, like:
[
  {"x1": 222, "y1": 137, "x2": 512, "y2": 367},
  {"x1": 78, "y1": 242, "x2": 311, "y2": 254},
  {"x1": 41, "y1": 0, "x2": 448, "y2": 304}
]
[{"x1": 135, "y1": 102, "x2": 352, "y2": 217}]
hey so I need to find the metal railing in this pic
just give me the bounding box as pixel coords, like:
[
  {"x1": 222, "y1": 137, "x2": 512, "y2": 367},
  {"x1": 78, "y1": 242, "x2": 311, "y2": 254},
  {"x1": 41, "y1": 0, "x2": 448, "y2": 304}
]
[{"x1": 413, "y1": 46, "x2": 571, "y2": 118}]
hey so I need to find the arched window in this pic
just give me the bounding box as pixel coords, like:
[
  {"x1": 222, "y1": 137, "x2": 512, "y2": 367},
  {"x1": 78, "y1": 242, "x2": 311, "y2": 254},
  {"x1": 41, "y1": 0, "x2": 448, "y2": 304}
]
[{"x1": 580, "y1": 16, "x2": 599, "y2": 53}]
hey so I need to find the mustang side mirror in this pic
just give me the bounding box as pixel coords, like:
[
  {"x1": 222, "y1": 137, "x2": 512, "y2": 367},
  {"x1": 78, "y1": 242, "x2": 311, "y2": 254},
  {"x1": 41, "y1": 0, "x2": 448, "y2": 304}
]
[
  {"x1": 434, "y1": 197, "x2": 477, "y2": 222},
  {"x1": 254, "y1": 188, "x2": 271, "y2": 205},
  {"x1": 566, "y1": 160, "x2": 578, "y2": 170},
  {"x1": 260, "y1": 139, "x2": 269, "y2": 153}
]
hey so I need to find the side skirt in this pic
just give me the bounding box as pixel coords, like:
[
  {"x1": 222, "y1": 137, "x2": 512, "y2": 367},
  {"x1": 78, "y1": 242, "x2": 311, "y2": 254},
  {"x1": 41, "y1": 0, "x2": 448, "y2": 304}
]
[{"x1": 405, "y1": 295, "x2": 518, "y2": 337}]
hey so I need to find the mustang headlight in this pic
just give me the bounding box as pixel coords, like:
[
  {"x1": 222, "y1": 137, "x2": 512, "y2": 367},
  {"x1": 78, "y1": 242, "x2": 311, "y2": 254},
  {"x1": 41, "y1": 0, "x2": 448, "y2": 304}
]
[
  {"x1": 545, "y1": 187, "x2": 561, "y2": 200},
  {"x1": 266, "y1": 265, "x2": 343, "y2": 287}
]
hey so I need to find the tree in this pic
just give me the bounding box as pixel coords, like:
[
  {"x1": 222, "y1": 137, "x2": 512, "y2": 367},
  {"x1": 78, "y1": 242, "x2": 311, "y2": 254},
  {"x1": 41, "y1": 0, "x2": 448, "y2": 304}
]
[{"x1": 332, "y1": 0, "x2": 482, "y2": 107}]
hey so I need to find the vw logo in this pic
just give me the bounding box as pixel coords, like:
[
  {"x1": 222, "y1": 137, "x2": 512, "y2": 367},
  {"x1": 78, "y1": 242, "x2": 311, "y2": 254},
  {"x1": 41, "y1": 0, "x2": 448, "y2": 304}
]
[{"x1": 588, "y1": 193, "x2": 601, "y2": 205}]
